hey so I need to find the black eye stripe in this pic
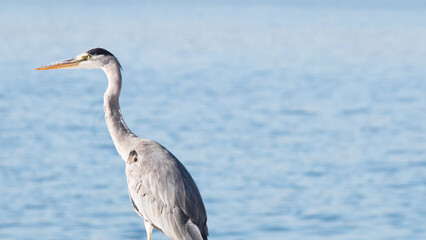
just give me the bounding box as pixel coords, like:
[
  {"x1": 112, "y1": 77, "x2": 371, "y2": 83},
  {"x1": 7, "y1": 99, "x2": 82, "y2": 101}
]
[
  {"x1": 87, "y1": 48, "x2": 114, "y2": 56},
  {"x1": 85, "y1": 48, "x2": 122, "y2": 70}
]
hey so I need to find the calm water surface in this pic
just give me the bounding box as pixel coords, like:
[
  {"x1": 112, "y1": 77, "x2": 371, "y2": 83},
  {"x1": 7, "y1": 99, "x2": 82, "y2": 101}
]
[{"x1": 1, "y1": 1, "x2": 426, "y2": 240}]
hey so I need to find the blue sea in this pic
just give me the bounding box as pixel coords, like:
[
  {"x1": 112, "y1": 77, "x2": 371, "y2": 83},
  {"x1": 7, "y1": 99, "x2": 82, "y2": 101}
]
[{"x1": 1, "y1": 1, "x2": 426, "y2": 239}]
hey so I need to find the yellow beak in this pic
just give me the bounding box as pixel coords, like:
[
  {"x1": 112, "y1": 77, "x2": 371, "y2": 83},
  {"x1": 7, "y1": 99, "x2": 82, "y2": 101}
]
[{"x1": 35, "y1": 58, "x2": 81, "y2": 70}]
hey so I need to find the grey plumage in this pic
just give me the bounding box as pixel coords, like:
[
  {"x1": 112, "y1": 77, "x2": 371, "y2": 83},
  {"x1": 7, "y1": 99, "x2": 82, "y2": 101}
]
[
  {"x1": 126, "y1": 141, "x2": 208, "y2": 240},
  {"x1": 36, "y1": 48, "x2": 208, "y2": 240}
]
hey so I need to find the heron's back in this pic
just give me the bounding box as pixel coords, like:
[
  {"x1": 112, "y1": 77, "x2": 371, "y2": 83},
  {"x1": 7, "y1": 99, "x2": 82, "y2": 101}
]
[{"x1": 126, "y1": 139, "x2": 208, "y2": 240}]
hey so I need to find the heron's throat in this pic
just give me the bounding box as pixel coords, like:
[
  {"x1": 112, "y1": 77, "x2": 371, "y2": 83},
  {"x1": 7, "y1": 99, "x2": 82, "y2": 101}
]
[
  {"x1": 103, "y1": 61, "x2": 137, "y2": 160},
  {"x1": 103, "y1": 60, "x2": 122, "y2": 100}
]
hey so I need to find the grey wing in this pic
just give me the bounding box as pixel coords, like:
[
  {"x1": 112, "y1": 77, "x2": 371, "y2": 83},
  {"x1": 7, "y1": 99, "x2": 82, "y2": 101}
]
[{"x1": 126, "y1": 141, "x2": 208, "y2": 240}]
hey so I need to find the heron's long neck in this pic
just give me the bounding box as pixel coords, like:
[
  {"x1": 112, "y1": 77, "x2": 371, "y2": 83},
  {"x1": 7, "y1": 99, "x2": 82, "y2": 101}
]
[{"x1": 102, "y1": 60, "x2": 136, "y2": 160}]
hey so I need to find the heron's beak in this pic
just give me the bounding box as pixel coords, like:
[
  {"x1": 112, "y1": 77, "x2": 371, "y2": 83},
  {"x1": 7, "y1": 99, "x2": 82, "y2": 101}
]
[{"x1": 35, "y1": 58, "x2": 81, "y2": 70}]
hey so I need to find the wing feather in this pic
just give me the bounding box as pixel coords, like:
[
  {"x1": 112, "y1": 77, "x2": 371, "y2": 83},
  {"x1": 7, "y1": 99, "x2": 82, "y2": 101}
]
[{"x1": 126, "y1": 140, "x2": 208, "y2": 240}]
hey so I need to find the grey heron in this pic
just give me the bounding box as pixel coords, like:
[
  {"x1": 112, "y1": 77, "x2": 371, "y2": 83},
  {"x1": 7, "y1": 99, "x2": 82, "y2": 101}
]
[{"x1": 35, "y1": 48, "x2": 208, "y2": 240}]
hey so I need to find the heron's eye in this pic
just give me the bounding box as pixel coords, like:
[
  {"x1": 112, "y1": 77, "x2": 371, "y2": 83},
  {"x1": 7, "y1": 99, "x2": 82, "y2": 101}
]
[
  {"x1": 133, "y1": 157, "x2": 138, "y2": 162},
  {"x1": 80, "y1": 55, "x2": 90, "y2": 61}
]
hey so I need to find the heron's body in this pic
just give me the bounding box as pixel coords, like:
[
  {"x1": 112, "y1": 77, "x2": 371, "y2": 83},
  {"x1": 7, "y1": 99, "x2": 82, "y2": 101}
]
[
  {"x1": 126, "y1": 145, "x2": 208, "y2": 240},
  {"x1": 36, "y1": 48, "x2": 208, "y2": 240}
]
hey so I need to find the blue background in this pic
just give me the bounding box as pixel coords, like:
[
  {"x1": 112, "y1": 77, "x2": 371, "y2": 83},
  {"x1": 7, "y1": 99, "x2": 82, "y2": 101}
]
[{"x1": 1, "y1": 1, "x2": 426, "y2": 239}]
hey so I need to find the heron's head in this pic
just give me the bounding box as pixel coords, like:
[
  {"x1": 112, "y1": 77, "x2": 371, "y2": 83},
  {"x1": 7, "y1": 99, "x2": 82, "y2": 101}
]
[{"x1": 35, "y1": 48, "x2": 121, "y2": 70}]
